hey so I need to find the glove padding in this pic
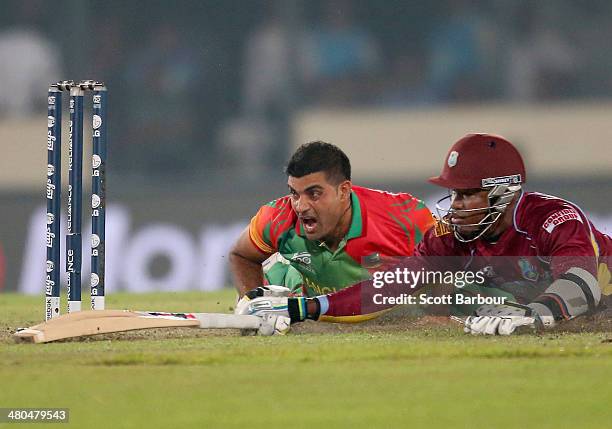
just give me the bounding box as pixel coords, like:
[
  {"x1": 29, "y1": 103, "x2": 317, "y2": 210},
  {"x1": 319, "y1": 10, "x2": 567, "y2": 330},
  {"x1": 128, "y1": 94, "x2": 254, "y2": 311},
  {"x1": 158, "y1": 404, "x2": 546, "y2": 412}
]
[
  {"x1": 251, "y1": 285, "x2": 292, "y2": 298},
  {"x1": 464, "y1": 315, "x2": 536, "y2": 335},
  {"x1": 235, "y1": 285, "x2": 291, "y2": 316},
  {"x1": 463, "y1": 303, "x2": 549, "y2": 335},
  {"x1": 234, "y1": 286, "x2": 295, "y2": 336},
  {"x1": 257, "y1": 314, "x2": 291, "y2": 336},
  {"x1": 235, "y1": 285, "x2": 309, "y2": 336}
]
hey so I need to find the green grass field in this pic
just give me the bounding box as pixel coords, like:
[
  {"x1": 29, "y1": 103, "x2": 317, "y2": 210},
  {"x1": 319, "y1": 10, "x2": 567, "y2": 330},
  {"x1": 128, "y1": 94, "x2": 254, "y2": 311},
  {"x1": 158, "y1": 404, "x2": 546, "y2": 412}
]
[{"x1": 1, "y1": 291, "x2": 611, "y2": 428}]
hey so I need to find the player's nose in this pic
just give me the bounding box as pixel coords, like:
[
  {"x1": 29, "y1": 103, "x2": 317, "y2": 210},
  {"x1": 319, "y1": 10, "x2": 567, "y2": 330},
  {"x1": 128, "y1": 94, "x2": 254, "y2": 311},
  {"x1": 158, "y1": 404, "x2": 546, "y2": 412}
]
[
  {"x1": 450, "y1": 196, "x2": 464, "y2": 211},
  {"x1": 293, "y1": 198, "x2": 310, "y2": 214}
]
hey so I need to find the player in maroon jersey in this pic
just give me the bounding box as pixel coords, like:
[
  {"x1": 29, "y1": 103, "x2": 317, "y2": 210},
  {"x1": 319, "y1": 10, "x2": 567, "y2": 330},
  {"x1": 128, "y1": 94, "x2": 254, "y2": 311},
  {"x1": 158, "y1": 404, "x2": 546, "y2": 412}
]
[{"x1": 243, "y1": 134, "x2": 611, "y2": 335}]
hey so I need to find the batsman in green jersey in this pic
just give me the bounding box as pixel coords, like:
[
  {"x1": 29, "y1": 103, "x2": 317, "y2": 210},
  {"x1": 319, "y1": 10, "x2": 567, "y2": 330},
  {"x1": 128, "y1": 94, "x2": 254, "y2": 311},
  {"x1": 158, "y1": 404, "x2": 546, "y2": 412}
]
[{"x1": 229, "y1": 141, "x2": 434, "y2": 322}]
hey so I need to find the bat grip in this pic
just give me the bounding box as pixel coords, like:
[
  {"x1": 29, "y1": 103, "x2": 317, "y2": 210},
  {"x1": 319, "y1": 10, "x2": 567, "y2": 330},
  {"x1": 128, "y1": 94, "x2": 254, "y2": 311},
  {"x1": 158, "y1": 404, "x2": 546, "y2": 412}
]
[{"x1": 195, "y1": 313, "x2": 262, "y2": 330}]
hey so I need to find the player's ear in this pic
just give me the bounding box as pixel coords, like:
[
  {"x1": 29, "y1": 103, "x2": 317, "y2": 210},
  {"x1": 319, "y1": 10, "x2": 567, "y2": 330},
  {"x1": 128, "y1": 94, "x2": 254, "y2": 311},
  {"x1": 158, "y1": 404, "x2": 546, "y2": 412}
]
[{"x1": 338, "y1": 180, "x2": 352, "y2": 200}]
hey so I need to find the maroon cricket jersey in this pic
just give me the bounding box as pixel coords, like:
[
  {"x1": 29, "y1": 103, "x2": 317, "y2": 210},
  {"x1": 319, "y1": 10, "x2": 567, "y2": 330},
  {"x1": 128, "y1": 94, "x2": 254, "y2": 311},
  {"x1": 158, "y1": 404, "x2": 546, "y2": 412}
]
[
  {"x1": 322, "y1": 191, "x2": 612, "y2": 318},
  {"x1": 419, "y1": 192, "x2": 610, "y2": 280}
]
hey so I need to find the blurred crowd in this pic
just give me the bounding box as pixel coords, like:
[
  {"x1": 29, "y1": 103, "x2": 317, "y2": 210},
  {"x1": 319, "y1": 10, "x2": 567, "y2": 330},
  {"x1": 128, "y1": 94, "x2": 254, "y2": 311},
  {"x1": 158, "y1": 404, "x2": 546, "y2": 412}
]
[{"x1": 1, "y1": 0, "x2": 612, "y2": 177}]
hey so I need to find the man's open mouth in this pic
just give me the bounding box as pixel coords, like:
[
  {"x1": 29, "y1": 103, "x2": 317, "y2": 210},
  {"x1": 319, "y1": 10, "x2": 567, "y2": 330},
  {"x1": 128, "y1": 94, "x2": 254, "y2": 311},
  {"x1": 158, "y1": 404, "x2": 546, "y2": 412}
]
[{"x1": 300, "y1": 216, "x2": 318, "y2": 233}]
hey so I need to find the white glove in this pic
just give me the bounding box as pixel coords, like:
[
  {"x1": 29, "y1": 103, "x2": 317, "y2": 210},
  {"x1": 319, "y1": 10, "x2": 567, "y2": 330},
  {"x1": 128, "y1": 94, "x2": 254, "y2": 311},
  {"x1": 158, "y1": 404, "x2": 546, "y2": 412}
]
[
  {"x1": 464, "y1": 315, "x2": 536, "y2": 335},
  {"x1": 235, "y1": 294, "x2": 289, "y2": 317},
  {"x1": 234, "y1": 287, "x2": 292, "y2": 336},
  {"x1": 254, "y1": 285, "x2": 292, "y2": 297},
  {"x1": 235, "y1": 285, "x2": 291, "y2": 315},
  {"x1": 257, "y1": 314, "x2": 291, "y2": 336},
  {"x1": 234, "y1": 287, "x2": 292, "y2": 337},
  {"x1": 463, "y1": 303, "x2": 549, "y2": 336},
  {"x1": 237, "y1": 295, "x2": 291, "y2": 336},
  {"x1": 235, "y1": 286, "x2": 310, "y2": 337}
]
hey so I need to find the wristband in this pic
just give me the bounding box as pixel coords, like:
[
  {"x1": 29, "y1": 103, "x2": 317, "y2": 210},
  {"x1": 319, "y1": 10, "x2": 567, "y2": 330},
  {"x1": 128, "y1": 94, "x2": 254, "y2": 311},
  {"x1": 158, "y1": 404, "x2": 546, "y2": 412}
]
[
  {"x1": 287, "y1": 297, "x2": 321, "y2": 322},
  {"x1": 306, "y1": 298, "x2": 321, "y2": 321},
  {"x1": 287, "y1": 297, "x2": 307, "y2": 323}
]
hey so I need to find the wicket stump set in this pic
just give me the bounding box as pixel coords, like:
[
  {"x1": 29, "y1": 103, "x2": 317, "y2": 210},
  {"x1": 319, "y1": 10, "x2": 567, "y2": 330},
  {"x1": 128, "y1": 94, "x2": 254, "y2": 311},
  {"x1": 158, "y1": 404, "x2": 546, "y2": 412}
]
[{"x1": 46, "y1": 80, "x2": 107, "y2": 321}]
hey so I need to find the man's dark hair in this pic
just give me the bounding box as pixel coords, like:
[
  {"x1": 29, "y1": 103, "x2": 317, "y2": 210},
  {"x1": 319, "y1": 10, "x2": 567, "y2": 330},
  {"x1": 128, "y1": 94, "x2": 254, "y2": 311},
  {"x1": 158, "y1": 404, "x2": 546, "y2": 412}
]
[{"x1": 285, "y1": 141, "x2": 351, "y2": 184}]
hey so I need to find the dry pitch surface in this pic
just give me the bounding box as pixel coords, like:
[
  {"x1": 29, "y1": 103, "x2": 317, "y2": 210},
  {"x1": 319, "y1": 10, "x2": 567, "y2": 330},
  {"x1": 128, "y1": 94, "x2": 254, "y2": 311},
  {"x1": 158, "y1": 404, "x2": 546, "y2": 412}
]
[{"x1": 1, "y1": 290, "x2": 611, "y2": 428}]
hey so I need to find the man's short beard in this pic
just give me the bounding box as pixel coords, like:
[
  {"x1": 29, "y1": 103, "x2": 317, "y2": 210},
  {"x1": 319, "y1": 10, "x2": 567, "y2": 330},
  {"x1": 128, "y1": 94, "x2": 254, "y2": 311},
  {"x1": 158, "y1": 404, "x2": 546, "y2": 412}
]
[
  {"x1": 454, "y1": 225, "x2": 482, "y2": 241},
  {"x1": 456, "y1": 218, "x2": 502, "y2": 243}
]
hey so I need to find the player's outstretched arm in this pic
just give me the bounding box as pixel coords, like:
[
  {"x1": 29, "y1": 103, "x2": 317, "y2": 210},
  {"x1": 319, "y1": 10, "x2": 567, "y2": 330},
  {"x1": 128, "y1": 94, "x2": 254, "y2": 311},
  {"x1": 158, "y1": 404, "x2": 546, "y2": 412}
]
[
  {"x1": 463, "y1": 266, "x2": 601, "y2": 335},
  {"x1": 229, "y1": 226, "x2": 270, "y2": 296},
  {"x1": 233, "y1": 280, "x2": 389, "y2": 325}
]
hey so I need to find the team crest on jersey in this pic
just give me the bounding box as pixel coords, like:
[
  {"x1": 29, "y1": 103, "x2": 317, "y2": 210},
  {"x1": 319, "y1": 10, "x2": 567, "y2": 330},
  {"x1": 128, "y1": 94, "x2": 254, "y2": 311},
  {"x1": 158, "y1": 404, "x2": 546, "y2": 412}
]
[
  {"x1": 518, "y1": 258, "x2": 539, "y2": 282},
  {"x1": 542, "y1": 208, "x2": 582, "y2": 233},
  {"x1": 291, "y1": 252, "x2": 312, "y2": 266},
  {"x1": 434, "y1": 217, "x2": 452, "y2": 237},
  {"x1": 447, "y1": 151, "x2": 459, "y2": 167},
  {"x1": 480, "y1": 265, "x2": 496, "y2": 278}
]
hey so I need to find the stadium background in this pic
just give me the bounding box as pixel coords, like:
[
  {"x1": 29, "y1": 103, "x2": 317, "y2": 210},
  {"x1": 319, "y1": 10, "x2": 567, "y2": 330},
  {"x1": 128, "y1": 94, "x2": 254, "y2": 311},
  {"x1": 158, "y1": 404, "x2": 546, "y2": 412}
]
[{"x1": 1, "y1": 0, "x2": 611, "y2": 295}]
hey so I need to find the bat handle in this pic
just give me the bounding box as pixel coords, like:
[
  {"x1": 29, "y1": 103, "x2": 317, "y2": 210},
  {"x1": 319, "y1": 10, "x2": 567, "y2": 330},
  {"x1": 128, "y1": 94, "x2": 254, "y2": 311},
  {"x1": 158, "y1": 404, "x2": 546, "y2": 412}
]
[{"x1": 195, "y1": 313, "x2": 262, "y2": 330}]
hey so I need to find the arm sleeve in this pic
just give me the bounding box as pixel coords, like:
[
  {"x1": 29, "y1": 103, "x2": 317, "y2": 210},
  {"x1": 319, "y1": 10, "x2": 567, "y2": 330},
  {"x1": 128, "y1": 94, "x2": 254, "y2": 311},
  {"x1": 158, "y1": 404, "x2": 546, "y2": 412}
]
[
  {"x1": 317, "y1": 244, "x2": 440, "y2": 321},
  {"x1": 529, "y1": 209, "x2": 601, "y2": 321},
  {"x1": 389, "y1": 197, "x2": 435, "y2": 249},
  {"x1": 248, "y1": 198, "x2": 293, "y2": 254},
  {"x1": 410, "y1": 203, "x2": 436, "y2": 245},
  {"x1": 537, "y1": 209, "x2": 599, "y2": 278}
]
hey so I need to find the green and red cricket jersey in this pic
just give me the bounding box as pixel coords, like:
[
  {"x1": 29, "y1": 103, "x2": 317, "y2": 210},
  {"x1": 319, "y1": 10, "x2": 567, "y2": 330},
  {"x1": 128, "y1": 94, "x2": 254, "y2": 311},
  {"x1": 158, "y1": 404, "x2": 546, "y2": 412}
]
[{"x1": 249, "y1": 186, "x2": 434, "y2": 301}]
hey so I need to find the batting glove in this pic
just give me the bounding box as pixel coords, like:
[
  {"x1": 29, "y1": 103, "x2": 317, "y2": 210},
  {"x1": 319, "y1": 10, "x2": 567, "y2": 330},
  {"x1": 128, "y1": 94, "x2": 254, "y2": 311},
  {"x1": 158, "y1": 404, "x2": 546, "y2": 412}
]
[
  {"x1": 463, "y1": 303, "x2": 553, "y2": 335},
  {"x1": 257, "y1": 314, "x2": 291, "y2": 336},
  {"x1": 235, "y1": 286, "x2": 311, "y2": 323},
  {"x1": 464, "y1": 315, "x2": 536, "y2": 335},
  {"x1": 235, "y1": 285, "x2": 291, "y2": 315}
]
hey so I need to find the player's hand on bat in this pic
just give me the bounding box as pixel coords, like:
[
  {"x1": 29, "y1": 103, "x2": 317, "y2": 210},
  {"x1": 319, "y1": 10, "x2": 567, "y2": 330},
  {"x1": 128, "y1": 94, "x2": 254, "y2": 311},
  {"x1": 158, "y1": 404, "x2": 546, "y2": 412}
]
[
  {"x1": 235, "y1": 293, "x2": 290, "y2": 318},
  {"x1": 235, "y1": 286, "x2": 298, "y2": 336},
  {"x1": 235, "y1": 286, "x2": 309, "y2": 330},
  {"x1": 257, "y1": 314, "x2": 291, "y2": 336},
  {"x1": 234, "y1": 285, "x2": 291, "y2": 315}
]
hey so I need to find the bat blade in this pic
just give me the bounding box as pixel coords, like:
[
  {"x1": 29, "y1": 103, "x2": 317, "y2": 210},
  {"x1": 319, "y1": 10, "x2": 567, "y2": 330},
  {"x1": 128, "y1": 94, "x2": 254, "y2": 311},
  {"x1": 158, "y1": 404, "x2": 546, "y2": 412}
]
[{"x1": 14, "y1": 310, "x2": 262, "y2": 343}]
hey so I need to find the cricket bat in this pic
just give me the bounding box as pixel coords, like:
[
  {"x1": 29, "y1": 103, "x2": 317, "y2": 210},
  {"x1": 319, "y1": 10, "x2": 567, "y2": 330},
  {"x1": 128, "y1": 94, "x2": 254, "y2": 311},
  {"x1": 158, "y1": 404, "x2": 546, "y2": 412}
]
[{"x1": 14, "y1": 310, "x2": 262, "y2": 343}]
